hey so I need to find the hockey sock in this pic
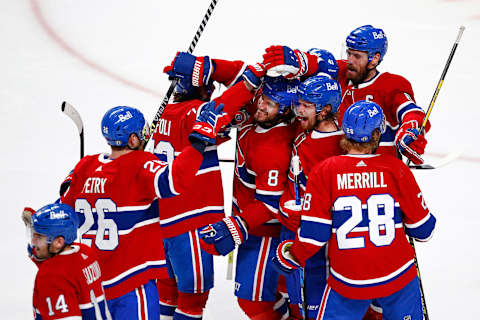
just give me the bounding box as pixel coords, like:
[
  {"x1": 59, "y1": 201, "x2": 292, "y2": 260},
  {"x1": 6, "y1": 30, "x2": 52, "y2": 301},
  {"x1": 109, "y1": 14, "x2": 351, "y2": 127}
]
[
  {"x1": 237, "y1": 298, "x2": 285, "y2": 320},
  {"x1": 157, "y1": 278, "x2": 178, "y2": 320}
]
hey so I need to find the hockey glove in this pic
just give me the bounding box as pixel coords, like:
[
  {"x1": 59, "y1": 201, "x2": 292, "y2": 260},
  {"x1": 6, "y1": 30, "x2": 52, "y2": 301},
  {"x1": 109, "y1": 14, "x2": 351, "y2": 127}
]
[
  {"x1": 242, "y1": 63, "x2": 266, "y2": 89},
  {"x1": 395, "y1": 120, "x2": 427, "y2": 164},
  {"x1": 279, "y1": 200, "x2": 302, "y2": 232},
  {"x1": 272, "y1": 240, "x2": 301, "y2": 276},
  {"x1": 163, "y1": 52, "x2": 214, "y2": 87},
  {"x1": 189, "y1": 101, "x2": 229, "y2": 146},
  {"x1": 262, "y1": 45, "x2": 310, "y2": 79},
  {"x1": 199, "y1": 216, "x2": 248, "y2": 256}
]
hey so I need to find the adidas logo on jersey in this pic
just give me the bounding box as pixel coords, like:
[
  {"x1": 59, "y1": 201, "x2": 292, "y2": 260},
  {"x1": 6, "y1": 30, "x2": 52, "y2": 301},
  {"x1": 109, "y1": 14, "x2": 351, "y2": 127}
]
[
  {"x1": 81, "y1": 253, "x2": 89, "y2": 260},
  {"x1": 356, "y1": 160, "x2": 367, "y2": 167},
  {"x1": 95, "y1": 166, "x2": 102, "y2": 172}
]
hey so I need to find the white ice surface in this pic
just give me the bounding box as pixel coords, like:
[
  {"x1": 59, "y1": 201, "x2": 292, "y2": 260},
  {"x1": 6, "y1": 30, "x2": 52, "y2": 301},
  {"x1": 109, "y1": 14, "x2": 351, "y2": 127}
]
[{"x1": 1, "y1": 0, "x2": 479, "y2": 318}]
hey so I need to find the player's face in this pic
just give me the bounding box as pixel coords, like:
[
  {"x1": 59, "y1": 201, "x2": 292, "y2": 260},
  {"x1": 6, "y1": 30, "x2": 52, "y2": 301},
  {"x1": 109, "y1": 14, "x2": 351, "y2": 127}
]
[
  {"x1": 31, "y1": 232, "x2": 50, "y2": 259},
  {"x1": 254, "y1": 94, "x2": 280, "y2": 124},
  {"x1": 346, "y1": 49, "x2": 369, "y2": 84},
  {"x1": 296, "y1": 99, "x2": 317, "y2": 130}
]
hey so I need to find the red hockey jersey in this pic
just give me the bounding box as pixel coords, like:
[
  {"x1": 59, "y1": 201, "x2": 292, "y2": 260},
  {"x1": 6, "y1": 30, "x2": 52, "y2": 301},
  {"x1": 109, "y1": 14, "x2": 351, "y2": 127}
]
[
  {"x1": 33, "y1": 244, "x2": 109, "y2": 319},
  {"x1": 337, "y1": 60, "x2": 426, "y2": 156},
  {"x1": 61, "y1": 148, "x2": 203, "y2": 299},
  {"x1": 279, "y1": 129, "x2": 344, "y2": 230},
  {"x1": 233, "y1": 121, "x2": 295, "y2": 237},
  {"x1": 291, "y1": 154, "x2": 436, "y2": 299},
  {"x1": 151, "y1": 82, "x2": 254, "y2": 238}
]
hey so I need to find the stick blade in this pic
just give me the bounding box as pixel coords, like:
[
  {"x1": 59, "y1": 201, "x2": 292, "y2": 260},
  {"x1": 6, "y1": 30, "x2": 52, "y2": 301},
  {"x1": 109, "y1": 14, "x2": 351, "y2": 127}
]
[{"x1": 61, "y1": 101, "x2": 84, "y2": 134}]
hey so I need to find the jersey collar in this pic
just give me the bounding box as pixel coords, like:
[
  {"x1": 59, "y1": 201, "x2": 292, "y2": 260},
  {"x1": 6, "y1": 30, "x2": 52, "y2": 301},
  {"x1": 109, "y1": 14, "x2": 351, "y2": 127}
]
[
  {"x1": 255, "y1": 122, "x2": 288, "y2": 133},
  {"x1": 342, "y1": 154, "x2": 381, "y2": 158},
  {"x1": 311, "y1": 130, "x2": 344, "y2": 139},
  {"x1": 348, "y1": 71, "x2": 383, "y2": 89}
]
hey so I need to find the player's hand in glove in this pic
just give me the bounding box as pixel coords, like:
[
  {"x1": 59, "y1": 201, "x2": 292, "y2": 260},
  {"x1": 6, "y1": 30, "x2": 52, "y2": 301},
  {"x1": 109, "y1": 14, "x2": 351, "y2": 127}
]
[
  {"x1": 163, "y1": 51, "x2": 214, "y2": 86},
  {"x1": 189, "y1": 101, "x2": 229, "y2": 147},
  {"x1": 279, "y1": 200, "x2": 302, "y2": 232},
  {"x1": 262, "y1": 45, "x2": 315, "y2": 79},
  {"x1": 198, "y1": 216, "x2": 248, "y2": 256},
  {"x1": 242, "y1": 63, "x2": 266, "y2": 89},
  {"x1": 271, "y1": 240, "x2": 301, "y2": 276},
  {"x1": 395, "y1": 120, "x2": 427, "y2": 164}
]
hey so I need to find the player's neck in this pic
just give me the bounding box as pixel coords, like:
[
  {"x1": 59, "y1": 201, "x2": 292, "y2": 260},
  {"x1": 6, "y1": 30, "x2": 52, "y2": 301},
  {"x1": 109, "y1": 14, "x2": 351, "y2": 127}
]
[
  {"x1": 109, "y1": 148, "x2": 134, "y2": 159},
  {"x1": 315, "y1": 118, "x2": 337, "y2": 132},
  {"x1": 347, "y1": 147, "x2": 371, "y2": 155},
  {"x1": 362, "y1": 68, "x2": 378, "y2": 83}
]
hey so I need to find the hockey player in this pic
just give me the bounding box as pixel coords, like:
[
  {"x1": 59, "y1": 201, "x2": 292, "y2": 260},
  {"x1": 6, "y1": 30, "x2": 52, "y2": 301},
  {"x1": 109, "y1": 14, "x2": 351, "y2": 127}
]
[
  {"x1": 278, "y1": 75, "x2": 343, "y2": 319},
  {"x1": 151, "y1": 51, "x2": 261, "y2": 320},
  {"x1": 273, "y1": 101, "x2": 436, "y2": 320},
  {"x1": 262, "y1": 24, "x2": 431, "y2": 165},
  {"x1": 199, "y1": 76, "x2": 299, "y2": 319},
  {"x1": 26, "y1": 203, "x2": 110, "y2": 319},
  {"x1": 60, "y1": 102, "x2": 229, "y2": 319}
]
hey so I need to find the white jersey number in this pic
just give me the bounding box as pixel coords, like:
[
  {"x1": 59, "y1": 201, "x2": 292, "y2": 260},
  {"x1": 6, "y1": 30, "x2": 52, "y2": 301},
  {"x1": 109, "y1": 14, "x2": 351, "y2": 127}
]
[
  {"x1": 335, "y1": 194, "x2": 396, "y2": 249},
  {"x1": 46, "y1": 294, "x2": 69, "y2": 316},
  {"x1": 76, "y1": 199, "x2": 119, "y2": 250},
  {"x1": 153, "y1": 140, "x2": 175, "y2": 164}
]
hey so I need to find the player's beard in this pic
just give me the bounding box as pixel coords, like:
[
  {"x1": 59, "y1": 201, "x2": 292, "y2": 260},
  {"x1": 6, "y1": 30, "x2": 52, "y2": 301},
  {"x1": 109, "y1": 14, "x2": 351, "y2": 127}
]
[
  {"x1": 297, "y1": 114, "x2": 316, "y2": 131},
  {"x1": 347, "y1": 64, "x2": 369, "y2": 85},
  {"x1": 254, "y1": 109, "x2": 281, "y2": 129}
]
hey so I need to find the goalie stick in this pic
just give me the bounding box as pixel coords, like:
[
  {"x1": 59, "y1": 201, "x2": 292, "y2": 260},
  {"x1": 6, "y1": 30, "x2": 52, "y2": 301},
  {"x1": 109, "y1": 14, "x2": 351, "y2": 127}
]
[
  {"x1": 144, "y1": 0, "x2": 220, "y2": 151},
  {"x1": 407, "y1": 26, "x2": 465, "y2": 170},
  {"x1": 61, "y1": 101, "x2": 84, "y2": 159}
]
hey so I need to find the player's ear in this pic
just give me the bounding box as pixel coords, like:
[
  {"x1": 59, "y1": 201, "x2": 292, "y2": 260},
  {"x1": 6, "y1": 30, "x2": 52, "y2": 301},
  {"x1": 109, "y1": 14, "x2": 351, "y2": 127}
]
[
  {"x1": 52, "y1": 236, "x2": 66, "y2": 253},
  {"x1": 369, "y1": 53, "x2": 381, "y2": 68},
  {"x1": 128, "y1": 133, "x2": 141, "y2": 149}
]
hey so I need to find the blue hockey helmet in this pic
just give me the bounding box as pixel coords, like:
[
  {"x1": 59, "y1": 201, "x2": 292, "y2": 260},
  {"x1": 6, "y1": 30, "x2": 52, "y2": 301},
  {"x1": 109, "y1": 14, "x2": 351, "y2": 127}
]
[
  {"x1": 306, "y1": 48, "x2": 339, "y2": 80},
  {"x1": 262, "y1": 76, "x2": 299, "y2": 114},
  {"x1": 346, "y1": 25, "x2": 388, "y2": 63},
  {"x1": 342, "y1": 100, "x2": 386, "y2": 142},
  {"x1": 32, "y1": 203, "x2": 78, "y2": 244},
  {"x1": 297, "y1": 75, "x2": 342, "y2": 114},
  {"x1": 101, "y1": 106, "x2": 147, "y2": 147}
]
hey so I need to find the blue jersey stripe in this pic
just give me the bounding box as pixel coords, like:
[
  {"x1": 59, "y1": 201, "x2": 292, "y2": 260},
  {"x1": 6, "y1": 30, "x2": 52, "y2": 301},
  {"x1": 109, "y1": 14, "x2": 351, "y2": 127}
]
[{"x1": 254, "y1": 193, "x2": 281, "y2": 210}]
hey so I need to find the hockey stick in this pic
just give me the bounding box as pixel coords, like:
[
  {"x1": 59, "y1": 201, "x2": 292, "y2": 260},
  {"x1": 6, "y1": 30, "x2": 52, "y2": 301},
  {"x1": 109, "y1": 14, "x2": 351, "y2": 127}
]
[
  {"x1": 61, "y1": 101, "x2": 84, "y2": 159},
  {"x1": 291, "y1": 155, "x2": 307, "y2": 320},
  {"x1": 407, "y1": 26, "x2": 465, "y2": 169},
  {"x1": 408, "y1": 28, "x2": 464, "y2": 318},
  {"x1": 226, "y1": 128, "x2": 238, "y2": 280},
  {"x1": 409, "y1": 149, "x2": 463, "y2": 170},
  {"x1": 144, "y1": 0, "x2": 219, "y2": 151}
]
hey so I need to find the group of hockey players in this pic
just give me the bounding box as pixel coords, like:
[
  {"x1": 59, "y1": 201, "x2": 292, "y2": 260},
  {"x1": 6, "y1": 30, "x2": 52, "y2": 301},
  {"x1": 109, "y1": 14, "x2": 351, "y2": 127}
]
[{"x1": 23, "y1": 24, "x2": 436, "y2": 320}]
